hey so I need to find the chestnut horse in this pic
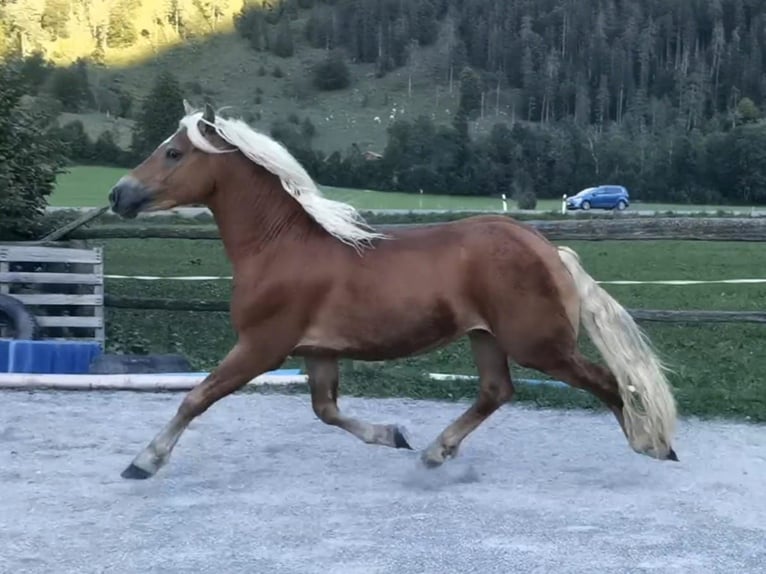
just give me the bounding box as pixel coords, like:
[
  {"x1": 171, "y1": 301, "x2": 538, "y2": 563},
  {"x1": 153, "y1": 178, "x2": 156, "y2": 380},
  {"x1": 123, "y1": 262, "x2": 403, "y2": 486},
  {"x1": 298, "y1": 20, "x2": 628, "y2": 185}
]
[{"x1": 108, "y1": 102, "x2": 678, "y2": 480}]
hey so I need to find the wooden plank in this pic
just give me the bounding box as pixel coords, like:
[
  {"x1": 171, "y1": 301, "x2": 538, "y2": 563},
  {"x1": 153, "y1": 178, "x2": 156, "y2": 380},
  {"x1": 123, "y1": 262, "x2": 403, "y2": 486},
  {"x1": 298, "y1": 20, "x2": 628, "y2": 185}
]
[
  {"x1": 105, "y1": 294, "x2": 229, "y2": 311},
  {"x1": 629, "y1": 309, "x2": 766, "y2": 324},
  {"x1": 39, "y1": 205, "x2": 109, "y2": 242},
  {"x1": 35, "y1": 315, "x2": 103, "y2": 328},
  {"x1": 0, "y1": 272, "x2": 103, "y2": 285},
  {"x1": 102, "y1": 295, "x2": 766, "y2": 324},
  {"x1": 529, "y1": 217, "x2": 766, "y2": 242},
  {"x1": 71, "y1": 225, "x2": 221, "y2": 240},
  {"x1": 40, "y1": 337, "x2": 103, "y2": 342},
  {"x1": 0, "y1": 245, "x2": 102, "y2": 264},
  {"x1": 10, "y1": 293, "x2": 103, "y2": 306},
  {"x1": 0, "y1": 260, "x2": 7, "y2": 295},
  {"x1": 67, "y1": 217, "x2": 766, "y2": 242},
  {"x1": 92, "y1": 247, "x2": 105, "y2": 346},
  {"x1": 0, "y1": 260, "x2": 8, "y2": 337}
]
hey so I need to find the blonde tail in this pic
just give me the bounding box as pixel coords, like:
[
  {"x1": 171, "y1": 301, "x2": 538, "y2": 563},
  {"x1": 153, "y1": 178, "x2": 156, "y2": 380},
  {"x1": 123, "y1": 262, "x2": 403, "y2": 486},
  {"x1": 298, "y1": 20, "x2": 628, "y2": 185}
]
[{"x1": 557, "y1": 246, "x2": 677, "y2": 460}]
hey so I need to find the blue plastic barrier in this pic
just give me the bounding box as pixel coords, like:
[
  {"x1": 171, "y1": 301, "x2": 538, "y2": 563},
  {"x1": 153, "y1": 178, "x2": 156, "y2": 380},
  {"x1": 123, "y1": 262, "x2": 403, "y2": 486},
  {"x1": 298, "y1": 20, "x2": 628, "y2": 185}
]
[
  {"x1": 0, "y1": 339, "x2": 305, "y2": 378},
  {"x1": 0, "y1": 339, "x2": 102, "y2": 374}
]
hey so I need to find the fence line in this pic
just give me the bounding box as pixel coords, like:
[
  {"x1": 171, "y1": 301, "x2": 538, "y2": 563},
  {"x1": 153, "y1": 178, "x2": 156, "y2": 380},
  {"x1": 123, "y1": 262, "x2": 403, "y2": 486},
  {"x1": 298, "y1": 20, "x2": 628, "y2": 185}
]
[
  {"x1": 67, "y1": 216, "x2": 766, "y2": 242},
  {"x1": 18, "y1": 216, "x2": 764, "y2": 330}
]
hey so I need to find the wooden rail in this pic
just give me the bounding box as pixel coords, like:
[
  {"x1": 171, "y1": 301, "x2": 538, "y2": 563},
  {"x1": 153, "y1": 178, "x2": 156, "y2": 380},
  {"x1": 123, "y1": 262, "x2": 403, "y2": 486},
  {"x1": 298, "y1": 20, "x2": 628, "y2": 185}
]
[
  {"x1": 103, "y1": 295, "x2": 766, "y2": 324},
  {"x1": 67, "y1": 217, "x2": 766, "y2": 242}
]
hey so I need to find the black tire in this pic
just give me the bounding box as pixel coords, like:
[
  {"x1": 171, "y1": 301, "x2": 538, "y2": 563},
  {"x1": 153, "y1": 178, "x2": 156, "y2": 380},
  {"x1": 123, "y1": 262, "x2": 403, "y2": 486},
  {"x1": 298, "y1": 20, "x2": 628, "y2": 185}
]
[
  {"x1": 616, "y1": 200, "x2": 627, "y2": 210},
  {"x1": 581, "y1": 200, "x2": 591, "y2": 210},
  {"x1": 0, "y1": 293, "x2": 41, "y2": 340}
]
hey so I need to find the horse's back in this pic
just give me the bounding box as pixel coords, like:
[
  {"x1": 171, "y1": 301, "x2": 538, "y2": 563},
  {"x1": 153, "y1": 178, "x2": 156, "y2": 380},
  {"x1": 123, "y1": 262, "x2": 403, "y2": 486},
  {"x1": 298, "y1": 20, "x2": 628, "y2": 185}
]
[
  {"x1": 371, "y1": 214, "x2": 559, "y2": 274},
  {"x1": 374, "y1": 214, "x2": 579, "y2": 343},
  {"x1": 292, "y1": 214, "x2": 577, "y2": 360}
]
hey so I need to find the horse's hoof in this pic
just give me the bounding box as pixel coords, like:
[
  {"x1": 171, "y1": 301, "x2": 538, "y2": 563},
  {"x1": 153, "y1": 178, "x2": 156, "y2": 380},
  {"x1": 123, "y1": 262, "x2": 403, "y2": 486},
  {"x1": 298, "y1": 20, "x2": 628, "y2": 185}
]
[
  {"x1": 393, "y1": 426, "x2": 413, "y2": 450},
  {"x1": 667, "y1": 448, "x2": 679, "y2": 462},
  {"x1": 419, "y1": 453, "x2": 443, "y2": 469},
  {"x1": 121, "y1": 463, "x2": 153, "y2": 480},
  {"x1": 419, "y1": 443, "x2": 456, "y2": 468}
]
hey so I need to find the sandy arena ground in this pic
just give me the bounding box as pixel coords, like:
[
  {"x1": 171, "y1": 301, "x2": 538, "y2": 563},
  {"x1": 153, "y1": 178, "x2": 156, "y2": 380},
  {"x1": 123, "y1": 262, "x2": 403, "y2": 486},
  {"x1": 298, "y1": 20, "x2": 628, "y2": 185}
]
[{"x1": 1, "y1": 391, "x2": 764, "y2": 574}]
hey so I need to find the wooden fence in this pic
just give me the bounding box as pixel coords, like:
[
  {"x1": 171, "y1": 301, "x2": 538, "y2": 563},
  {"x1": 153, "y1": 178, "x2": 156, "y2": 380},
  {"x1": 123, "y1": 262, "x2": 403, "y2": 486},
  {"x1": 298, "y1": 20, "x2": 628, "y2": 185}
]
[
  {"x1": 0, "y1": 245, "x2": 105, "y2": 345},
  {"x1": 65, "y1": 216, "x2": 766, "y2": 242},
  {"x1": 3, "y1": 216, "x2": 764, "y2": 337},
  {"x1": 69, "y1": 216, "x2": 762, "y2": 326}
]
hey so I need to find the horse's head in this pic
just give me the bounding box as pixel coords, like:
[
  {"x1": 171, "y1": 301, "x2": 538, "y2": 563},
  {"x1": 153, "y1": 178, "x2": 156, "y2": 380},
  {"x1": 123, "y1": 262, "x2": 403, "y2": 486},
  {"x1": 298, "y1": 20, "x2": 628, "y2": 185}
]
[{"x1": 109, "y1": 101, "x2": 229, "y2": 218}]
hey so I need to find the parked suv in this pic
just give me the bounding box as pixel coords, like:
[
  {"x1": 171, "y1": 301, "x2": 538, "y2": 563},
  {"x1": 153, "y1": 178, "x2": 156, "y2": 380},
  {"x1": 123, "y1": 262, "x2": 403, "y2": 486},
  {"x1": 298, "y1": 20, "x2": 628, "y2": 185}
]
[{"x1": 566, "y1": 185, "x2": 630, "y2": 211}]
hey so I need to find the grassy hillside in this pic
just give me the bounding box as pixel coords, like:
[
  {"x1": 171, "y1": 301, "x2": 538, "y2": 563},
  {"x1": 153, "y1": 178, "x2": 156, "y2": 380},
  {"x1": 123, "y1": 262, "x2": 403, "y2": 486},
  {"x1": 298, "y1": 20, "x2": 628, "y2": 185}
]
[
  {"x1": 63, "y1": 25, "x2": 473, "y2": 154},
  {"x1": 27, "y1": 9, "x2": 503, "y2": 155}
]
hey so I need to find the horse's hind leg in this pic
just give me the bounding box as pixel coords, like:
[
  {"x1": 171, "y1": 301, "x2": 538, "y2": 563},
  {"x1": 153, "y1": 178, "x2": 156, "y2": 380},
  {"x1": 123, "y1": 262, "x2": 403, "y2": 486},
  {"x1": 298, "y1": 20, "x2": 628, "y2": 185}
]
[
  {"x1": 306, "y1": 356, "x2": 412, "y2": 449},
  {"x1": 421, "y1": 330, "x2": 514, "y2": 468},
  {"x1": 520, "y1": 350, "x2": 678, "y2": 459},
  {"x1": 525, "y1": 351, "x2": 628, "y2": 432}
]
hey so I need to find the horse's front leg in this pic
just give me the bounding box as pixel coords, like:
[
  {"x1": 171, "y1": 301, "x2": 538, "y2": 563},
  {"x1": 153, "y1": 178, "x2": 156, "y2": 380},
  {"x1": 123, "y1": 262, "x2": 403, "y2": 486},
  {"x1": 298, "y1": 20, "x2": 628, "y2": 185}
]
[
  {"x1": 306, "y1": 356, "x2": 413, "y2": 450},
  {"x1": 121, "y1": 333, "x2": 292, "y2": 480}
]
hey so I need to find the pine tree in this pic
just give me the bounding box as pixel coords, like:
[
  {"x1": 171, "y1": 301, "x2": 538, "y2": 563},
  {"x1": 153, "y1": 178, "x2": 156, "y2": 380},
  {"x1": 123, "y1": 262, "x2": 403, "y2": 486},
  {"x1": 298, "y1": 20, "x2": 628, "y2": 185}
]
[
  {"x1": 457, "y1": 66, "x2": 482, "y2": 119},
  {"x1": 107, "y1": 1, "x2": 138, "y2": 49},
  {"x1": 131, "y1": 69, "x2": 185, "y2": 158},
  {"x1": 272, "y1": 17, "x2": 294, "y2": 57},
  {"x1": 48, "y1": 58, "x2": 93, "y2": 112},
  {"x1": 0, "y1": 15, "x2": 9, "y2": 60}
]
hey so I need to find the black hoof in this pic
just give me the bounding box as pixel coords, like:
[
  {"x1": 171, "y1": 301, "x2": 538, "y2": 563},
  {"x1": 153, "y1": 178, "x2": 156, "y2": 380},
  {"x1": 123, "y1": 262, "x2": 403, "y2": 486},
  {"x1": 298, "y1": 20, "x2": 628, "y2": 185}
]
[
  {"x1": 420, "y1": 457, "x2": 442, "y2": 469},
  {"x1": 121, "y1": 463, "x2": 153, "y2": 480},
  {"x1": 667, "y1": 448, "x2": 679, "y2": 462},
  {"x1": 393, "y1": 427, "x2": 413, "y2": 450}
]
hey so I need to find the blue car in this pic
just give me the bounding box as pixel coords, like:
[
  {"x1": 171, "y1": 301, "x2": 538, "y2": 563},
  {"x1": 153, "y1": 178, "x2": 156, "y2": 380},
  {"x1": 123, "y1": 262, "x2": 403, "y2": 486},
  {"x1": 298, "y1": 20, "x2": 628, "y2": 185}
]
[{"x1": 566, "y1": 185, "x2": 630, "y2": 211}]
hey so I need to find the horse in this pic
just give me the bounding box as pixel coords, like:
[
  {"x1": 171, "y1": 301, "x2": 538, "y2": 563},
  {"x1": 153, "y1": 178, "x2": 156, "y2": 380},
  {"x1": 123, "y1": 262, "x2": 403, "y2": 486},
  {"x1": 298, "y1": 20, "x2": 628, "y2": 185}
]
[{"x1": 108, "y1": 101, "x2": 678, "y2": 480}]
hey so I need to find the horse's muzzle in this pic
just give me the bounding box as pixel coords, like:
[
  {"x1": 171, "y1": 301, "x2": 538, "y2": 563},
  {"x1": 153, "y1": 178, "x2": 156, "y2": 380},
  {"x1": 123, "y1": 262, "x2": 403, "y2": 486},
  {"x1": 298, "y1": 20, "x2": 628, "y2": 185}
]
[{"x1": 109, "y1": 176, "x2": 152, "y2": 219}]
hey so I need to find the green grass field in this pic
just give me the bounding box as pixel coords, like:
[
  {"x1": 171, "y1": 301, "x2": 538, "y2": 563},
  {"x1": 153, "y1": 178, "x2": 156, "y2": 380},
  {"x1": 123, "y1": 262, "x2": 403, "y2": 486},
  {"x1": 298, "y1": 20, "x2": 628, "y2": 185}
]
[
  {"x1": 92, "y1": 235, "x2": 766, "y2": 423},
  {"x1": 53, "y1": 165, "x2": 766, "y2": 213}
]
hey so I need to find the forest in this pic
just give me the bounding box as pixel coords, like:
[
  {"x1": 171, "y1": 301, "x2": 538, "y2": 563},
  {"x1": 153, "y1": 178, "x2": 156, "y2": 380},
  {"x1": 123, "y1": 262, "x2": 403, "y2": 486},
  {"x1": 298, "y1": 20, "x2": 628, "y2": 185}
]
[{"x1": 3, "y1": 0, "x2": 766, "y2": 205}]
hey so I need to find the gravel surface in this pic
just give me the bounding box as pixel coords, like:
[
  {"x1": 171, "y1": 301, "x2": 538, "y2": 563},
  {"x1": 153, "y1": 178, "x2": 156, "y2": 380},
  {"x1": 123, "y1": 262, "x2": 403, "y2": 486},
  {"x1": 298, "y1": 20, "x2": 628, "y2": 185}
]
[{"x1": 1, "y1": 391, "x2": 764, "y2": 574}]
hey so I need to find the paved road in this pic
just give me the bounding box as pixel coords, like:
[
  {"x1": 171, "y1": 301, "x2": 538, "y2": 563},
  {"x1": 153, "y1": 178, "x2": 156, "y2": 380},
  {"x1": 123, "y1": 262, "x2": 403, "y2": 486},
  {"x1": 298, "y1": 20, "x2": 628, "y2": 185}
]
[{"x1": 1, "y1": 391, "x2": 764, "y2": 574}]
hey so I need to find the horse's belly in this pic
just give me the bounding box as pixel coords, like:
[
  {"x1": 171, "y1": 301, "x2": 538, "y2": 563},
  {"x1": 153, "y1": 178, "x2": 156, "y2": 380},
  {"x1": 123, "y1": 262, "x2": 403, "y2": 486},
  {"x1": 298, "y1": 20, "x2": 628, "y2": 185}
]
[
  {"x1": 292, "y1": 331, "x2": 457, "y2": 361},
  {"x1": 293, "y1": 298, "x2": 483, "y2": 361}
]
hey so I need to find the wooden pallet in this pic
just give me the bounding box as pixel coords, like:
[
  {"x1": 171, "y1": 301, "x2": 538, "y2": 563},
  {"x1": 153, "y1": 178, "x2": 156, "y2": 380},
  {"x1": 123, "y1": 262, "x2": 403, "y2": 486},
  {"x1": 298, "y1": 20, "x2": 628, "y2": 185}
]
[{"x1": 0, "y1": 244, "x2": 104, "y2": 346}]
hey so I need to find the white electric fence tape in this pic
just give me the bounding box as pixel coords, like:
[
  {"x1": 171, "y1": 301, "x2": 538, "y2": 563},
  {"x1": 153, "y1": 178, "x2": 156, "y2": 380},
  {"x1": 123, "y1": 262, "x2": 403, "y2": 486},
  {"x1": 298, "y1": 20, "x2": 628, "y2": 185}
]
[{"x1": 103, "y1": 274, "x2": 766, "y2": 285}]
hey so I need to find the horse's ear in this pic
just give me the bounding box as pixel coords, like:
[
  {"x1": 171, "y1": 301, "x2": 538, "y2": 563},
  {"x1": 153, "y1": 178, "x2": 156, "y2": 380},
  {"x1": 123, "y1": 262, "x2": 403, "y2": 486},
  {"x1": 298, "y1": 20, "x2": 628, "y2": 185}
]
[
  {"x1": 201, "y1": 103, "x2": 216, "y2": 135},
  {"x1": 183, "y1": 99, "x2": 195, "y2": 116}
]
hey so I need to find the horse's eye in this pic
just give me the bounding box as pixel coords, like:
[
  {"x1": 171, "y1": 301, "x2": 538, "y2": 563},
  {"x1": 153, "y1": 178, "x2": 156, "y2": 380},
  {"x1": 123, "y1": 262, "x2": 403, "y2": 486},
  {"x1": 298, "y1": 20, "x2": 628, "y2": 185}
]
[{"x1": 166, "y1": 148, "x2": 182, "y2": 160}]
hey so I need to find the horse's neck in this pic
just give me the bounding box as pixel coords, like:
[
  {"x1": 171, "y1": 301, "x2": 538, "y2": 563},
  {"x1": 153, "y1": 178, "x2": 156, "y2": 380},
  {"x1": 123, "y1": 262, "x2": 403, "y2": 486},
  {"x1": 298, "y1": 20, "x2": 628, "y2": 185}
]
[{"x1": 207, "y1": 159, "x2": 320, "y2": 267}]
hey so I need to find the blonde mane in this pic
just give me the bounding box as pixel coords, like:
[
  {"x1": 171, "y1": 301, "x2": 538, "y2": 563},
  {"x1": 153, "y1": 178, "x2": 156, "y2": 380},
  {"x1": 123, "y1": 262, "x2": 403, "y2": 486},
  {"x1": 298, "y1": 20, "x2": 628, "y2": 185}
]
[{"x1": 178, "y1": 109, "x2": 386, "y2": 251}]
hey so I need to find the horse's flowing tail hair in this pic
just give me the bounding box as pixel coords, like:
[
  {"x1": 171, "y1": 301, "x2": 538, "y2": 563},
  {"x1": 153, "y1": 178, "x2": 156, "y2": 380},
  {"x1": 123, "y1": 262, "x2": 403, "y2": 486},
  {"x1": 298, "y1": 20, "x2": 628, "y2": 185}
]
[{"x1": 556, "y1": 246, "x2": 677, "y2": 459}]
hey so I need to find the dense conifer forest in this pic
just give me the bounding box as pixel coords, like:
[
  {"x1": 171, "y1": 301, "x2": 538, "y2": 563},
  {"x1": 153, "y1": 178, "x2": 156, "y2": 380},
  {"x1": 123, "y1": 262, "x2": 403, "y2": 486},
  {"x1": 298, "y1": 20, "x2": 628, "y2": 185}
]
[{"x1": 3, "y1": 0, "x2": 766, "y2": 205}]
